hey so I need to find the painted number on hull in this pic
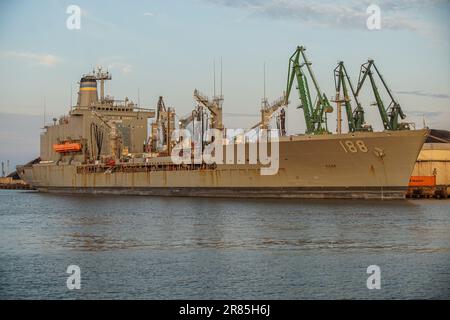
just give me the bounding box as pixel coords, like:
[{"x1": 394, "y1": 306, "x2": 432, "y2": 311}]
[{"x1": 339, "y1": 140, "x2": 368, "y2": 153}]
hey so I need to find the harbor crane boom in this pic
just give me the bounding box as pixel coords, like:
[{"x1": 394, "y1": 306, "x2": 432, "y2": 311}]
[
  {"x1": 356, "y1": 59, "x2": 409, "y2": 131},
  {"x1": 333, "y1": 61, "x2": 372, "y2": 133},
  {"x1": 193, "y1": 89, "x2": 224, "y2": 130},
  {"x1": 285, "y1": 46, "x2": 333, "y2": 135}
]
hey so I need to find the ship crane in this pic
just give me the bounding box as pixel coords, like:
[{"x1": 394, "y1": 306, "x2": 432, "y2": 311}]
[
  {"x1": 150, "y1": 96, "x2": 175, "y2": 154},
  {"x1": 193, "y1": 89, "x2": 224, "y2": 131},
  {"x1": 285, "y1": 46, "x2": 333, "y2": 135},
  {"x1": 356, "y1": 59, "x2": 409, "y2": 131},
  {"x1": 333, "y1": 61, "x2": 372, "y2": 133},
  {"x1": 90, "y1": 110, "x2": 121, "y2": 161},
  {"x1": 178, "y1": 106, "x2": 202, "y2": 130},
  {"x1": 249, "y1": 94, "x2": 287, "y2": 135},
  {"x1": 156, "y1": 96, "x2": 168, "y2": 143}
]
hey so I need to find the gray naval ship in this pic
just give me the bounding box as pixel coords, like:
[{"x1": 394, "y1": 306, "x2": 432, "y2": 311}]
[{"x1": 18, "y1": 47, "x2": 428, "y2": 199}]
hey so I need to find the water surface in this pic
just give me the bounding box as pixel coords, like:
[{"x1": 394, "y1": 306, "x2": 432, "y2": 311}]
[{"x1": 0, "y1": 190, "x2": 449, "y2": 299}]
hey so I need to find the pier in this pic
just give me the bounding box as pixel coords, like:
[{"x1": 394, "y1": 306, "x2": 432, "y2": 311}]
[{"x1": 0, "y1": 177, "x2": 33, "y2": 190}]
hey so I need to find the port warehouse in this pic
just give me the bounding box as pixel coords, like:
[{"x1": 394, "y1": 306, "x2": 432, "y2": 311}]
[{"x1": 407, "y1": 130, "x2": 450, "y2": 198}]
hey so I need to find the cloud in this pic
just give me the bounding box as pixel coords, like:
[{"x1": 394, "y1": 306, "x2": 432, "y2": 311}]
[
  {"x1": 106, "y1": 62, "x2": 133, "y2": 75},
  {"x1": 143, "y1": 12, "x2": 154, "y2": 17},
  {"x1": 408, "y1": 111, "x2": 444, "y2": 117},
  {"x1": 2, "y1": 51, "x2": 60, "y2": 66},
  {"x1": 396, "y1": 90, "x2": 450, "y2": 99},
  {"x1": 121, "y1": 65, "x2": 133, "y2": 74},
  {"x1": 96, "y1": 57, "x2": 133, "y2": 75},
  {"x1": 207, "y1": 0, "x2": 445, "y2": 32},
  {"x1": 81, "y1": 8, "x2": 117, "y2": 30}
]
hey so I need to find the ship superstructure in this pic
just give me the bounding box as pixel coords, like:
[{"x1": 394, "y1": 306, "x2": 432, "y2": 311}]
[{"x1": 40, "y1": 68, "x2": 155, "y2": 165}]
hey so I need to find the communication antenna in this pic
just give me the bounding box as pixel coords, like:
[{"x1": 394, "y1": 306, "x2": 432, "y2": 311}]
[
  {"x1": 261, "y1": 62, "x2": 269, "y2": 110},
  {"x1": 43, "y1": 96, "x2": 46, "y2": 128},
  {"x1": 213, "y1": 59, "x2": 216, "y2": 97},
  {"x1": 107, "y1": 70, "x2": 110, "y2": 97},
  {"x1": 220, "y1": 57, "x2": 223, "y2": 97},
  {"x1": 263, "y1": 61, "x2": 266, "y2": 101},
  {"x1": 138, "y1": 88, "x2": 141, "y2": 108}
]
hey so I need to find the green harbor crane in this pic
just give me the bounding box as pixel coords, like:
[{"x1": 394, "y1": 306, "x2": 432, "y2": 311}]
[
  {"x1": 285, "y1": 46, "x2": 333, "y2": 135},
  {"x1": 356, "y1": 59, "x2": 409, "y2": 131},
  {"x1": 333, "y1": 61, "x2": 372, "y2": 133}
]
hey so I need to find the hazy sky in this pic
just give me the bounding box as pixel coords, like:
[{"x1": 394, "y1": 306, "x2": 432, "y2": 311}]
[{"x1": 0, "y1": 0, "x2": 449, "y2": 168}]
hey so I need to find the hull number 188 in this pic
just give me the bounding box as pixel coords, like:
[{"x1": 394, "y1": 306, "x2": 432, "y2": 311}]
[{"x1": 339, "y1": 140, "x2": 369, "y2": 153}]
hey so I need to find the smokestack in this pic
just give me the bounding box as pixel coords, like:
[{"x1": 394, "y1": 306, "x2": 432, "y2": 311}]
[{"x1": 77, "y1": 75, "x2": 98, "y2": 107}]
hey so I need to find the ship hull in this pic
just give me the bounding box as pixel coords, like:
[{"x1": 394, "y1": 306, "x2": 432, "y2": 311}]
[
  {"x1": 35, "y1": 186, "x2": 407, "y2": 199},
  {"x1": 18, "y1": 129, "x2": 429, "y2": 199}
]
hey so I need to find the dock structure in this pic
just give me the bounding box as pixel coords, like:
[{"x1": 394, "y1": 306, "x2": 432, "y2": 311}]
[
  {"x1": 0, "y1": 158, "x2": 39, "y2": 190},
  {"x1": 0, "y1": 177, "x2": 33, "y2": 190},
  {"x1": 407, "y1": 130, "x2": 450, "y2": 199}
]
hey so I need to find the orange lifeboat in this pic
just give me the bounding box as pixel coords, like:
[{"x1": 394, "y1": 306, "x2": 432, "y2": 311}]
[{"x1": 53, "y1": 142, "x2": 82, "y2": 153}]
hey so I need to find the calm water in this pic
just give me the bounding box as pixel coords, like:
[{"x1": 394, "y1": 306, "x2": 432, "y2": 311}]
[{"x1": 0, "y1": 189, "x2": 449, "y2": 299}]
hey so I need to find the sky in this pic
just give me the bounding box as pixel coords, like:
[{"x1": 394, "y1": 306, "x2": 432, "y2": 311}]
[{"x1": 0, "y1": 0, "x2": 449, "y2": 170}]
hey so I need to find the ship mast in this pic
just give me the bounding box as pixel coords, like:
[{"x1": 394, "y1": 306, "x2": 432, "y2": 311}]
[{"x1": 95, "y1": 67, "x2": 112, "y2": 102}]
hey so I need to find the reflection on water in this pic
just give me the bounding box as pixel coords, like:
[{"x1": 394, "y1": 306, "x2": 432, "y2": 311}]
[
  {"x1": 0, "y1": 190, "x2": 449, "y2": 299},
  {"x1": 61, "y1": 233, "x2": 146, "y2": 251},
  {"x1": 64, "y1": 216, "x2": 113, "y2": 226}
]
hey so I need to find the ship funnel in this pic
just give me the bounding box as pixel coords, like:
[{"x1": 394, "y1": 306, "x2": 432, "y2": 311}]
[{"x1": 77, "y1": 75, "x2": 98, "y2": 107}]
